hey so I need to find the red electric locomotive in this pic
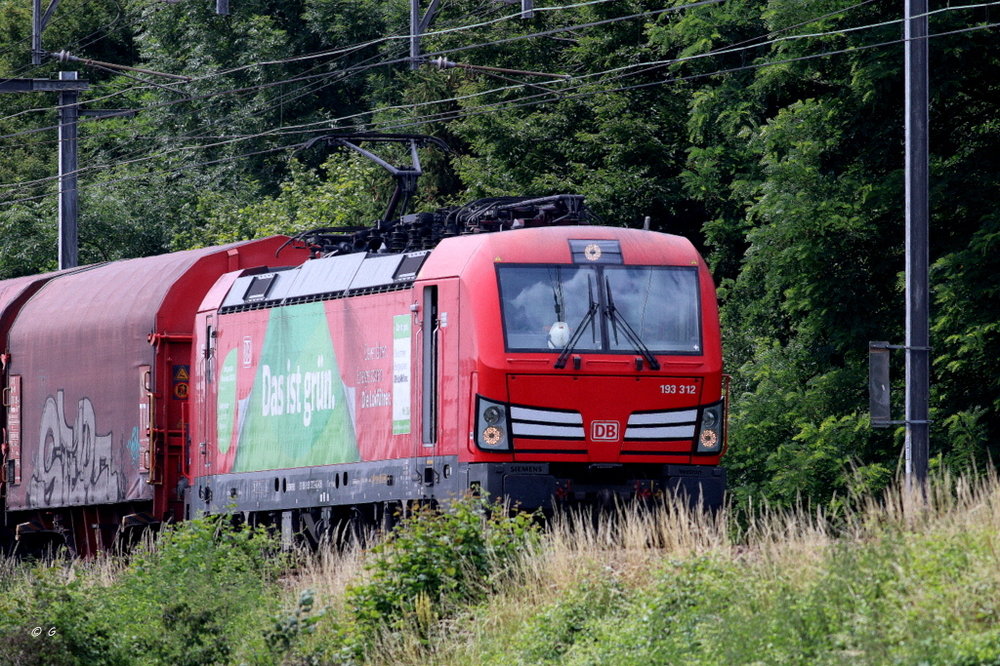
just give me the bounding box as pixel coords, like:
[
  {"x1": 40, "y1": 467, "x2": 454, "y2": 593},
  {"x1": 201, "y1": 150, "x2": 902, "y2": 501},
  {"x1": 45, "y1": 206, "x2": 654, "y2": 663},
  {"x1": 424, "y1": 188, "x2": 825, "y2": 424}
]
[{"x1": 185, "y1": 194, "x2": 726, "y2": 541}]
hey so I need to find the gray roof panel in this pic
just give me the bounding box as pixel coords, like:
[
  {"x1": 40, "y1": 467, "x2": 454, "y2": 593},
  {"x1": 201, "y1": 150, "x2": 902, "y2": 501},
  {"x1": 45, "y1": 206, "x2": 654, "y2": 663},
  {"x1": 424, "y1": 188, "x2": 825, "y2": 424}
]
[
  {"x1": 349, "y1": 254, "x2": 405, "y2": 291},
  {"x1": 220, "y1": 250, "x2": 431, "y2": 311},
  {"x1": 284, "y1": 252, "x2": 366, "y2": 300},
  {"x1": 222, "y1": 270, "x2": 296, "y2": 309}
]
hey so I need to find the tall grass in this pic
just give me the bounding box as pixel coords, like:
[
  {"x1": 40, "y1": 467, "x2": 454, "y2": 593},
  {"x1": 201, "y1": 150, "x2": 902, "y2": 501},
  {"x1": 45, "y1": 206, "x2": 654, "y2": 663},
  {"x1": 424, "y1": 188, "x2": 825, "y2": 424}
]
[
  {"x1": 417, "y1": 473, "x2": 1000, "y2": 665},
  {"x1": 1, "y1": 474, "x2": 999, "y2": 665},
  {"x1": 0, "y1": 514, "x2": 284, "y2": 666}
]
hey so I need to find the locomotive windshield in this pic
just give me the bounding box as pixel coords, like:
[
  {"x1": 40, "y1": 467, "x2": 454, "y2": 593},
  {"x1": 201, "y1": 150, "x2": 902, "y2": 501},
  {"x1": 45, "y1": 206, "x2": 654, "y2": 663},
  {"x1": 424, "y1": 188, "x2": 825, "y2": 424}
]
[{"x1": 497, "y1": 265, "x2": 701, "y2": 354}]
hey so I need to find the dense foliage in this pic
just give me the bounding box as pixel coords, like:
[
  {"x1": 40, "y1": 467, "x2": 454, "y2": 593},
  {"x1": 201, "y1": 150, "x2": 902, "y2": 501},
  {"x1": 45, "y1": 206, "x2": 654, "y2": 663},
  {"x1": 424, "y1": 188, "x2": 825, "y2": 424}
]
[
  {"x1": 1, "y1": 0, "x2": 998, "y2": 506},
  {"x1": 0, "y1": 496, "x2": 541, "y2": 665},
  {"x1": 3, "y1": 479, "x2": 1000, "y2": 664},
  {"x1": 0, "y1": 515, "x2": 283, "y2": 665}
]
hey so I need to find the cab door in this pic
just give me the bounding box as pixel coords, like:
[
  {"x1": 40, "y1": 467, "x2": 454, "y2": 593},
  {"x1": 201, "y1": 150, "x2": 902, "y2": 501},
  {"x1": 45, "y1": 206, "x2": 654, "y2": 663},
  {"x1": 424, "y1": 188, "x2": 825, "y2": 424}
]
[
  {"x1": 194, "y1": 312, "x2": 216, "y2": 479},
  {"x1": 415, "y1": 279, "x2": 460, "y2": 485},
  {"x1": 419, "y1": 285, "x2": 439, "y2": 452}
]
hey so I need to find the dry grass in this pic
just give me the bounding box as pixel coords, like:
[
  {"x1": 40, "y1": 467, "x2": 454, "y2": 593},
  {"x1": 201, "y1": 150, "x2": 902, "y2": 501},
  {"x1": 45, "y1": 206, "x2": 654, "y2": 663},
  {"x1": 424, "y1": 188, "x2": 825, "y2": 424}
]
[
  {"x1": 2, "y1": 472, "x2": 999, "y2": 665},
  {"x1": 280, "y1": 534, "x2": 369, "y2": 615},
  {"x1": 388, "y1": 473, "x2": 1000, "y2": 665}
]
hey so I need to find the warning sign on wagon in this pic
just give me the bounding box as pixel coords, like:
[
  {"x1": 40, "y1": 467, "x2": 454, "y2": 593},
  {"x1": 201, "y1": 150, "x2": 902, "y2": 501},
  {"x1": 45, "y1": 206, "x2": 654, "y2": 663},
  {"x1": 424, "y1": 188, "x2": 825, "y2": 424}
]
[{"x1": 172, "y1": 365, "x2": 190, "y2": 400}]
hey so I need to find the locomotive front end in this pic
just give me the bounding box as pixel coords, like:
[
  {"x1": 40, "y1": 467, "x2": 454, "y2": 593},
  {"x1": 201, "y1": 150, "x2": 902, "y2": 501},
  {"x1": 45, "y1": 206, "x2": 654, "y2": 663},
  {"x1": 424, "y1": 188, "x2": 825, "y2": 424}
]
[{"x1": 452, "y1": 226, "x2": 726, "y2": 510}]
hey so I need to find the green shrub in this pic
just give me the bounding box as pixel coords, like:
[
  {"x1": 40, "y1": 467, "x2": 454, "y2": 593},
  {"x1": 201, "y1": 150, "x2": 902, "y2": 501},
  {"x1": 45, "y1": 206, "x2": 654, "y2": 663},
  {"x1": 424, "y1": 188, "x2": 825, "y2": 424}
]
[
  {"x1": 265, "y1": 588, "x2": 326, "y2": 655},
  {"x1": 498, "y1": 574, "x2": 629, "y2": 664},
  {"x1": 0, "y1": 563, "x2": 105, "y2": 666},
  {"x1": 111, "y1": 515, "x2": 284, "y2": 665},
  {"x1": 0, "y1": 515, "x2": 284, "y2": 666},
  {"x1": 340, "y1": 497, "x2": 540, "y2": 657}
]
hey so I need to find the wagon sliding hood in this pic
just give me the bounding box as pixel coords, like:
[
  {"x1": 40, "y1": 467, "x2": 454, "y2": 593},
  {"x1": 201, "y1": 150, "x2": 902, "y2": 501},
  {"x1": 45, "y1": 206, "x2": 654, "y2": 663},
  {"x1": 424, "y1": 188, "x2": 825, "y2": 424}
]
[{"x1": 2, "y1": 237, "x2": 310, "y2": 516}]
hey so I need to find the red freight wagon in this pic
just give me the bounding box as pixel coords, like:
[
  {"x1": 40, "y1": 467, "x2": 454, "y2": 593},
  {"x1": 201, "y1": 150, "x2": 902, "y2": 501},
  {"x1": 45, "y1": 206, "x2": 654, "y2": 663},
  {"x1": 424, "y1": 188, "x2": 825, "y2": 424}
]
[
  {"x1": 0, "y1": 238, "x2": 310, "y2": 554},
  {"x1": 187, "y1": 224, "x2": 725, "y2": 538}
]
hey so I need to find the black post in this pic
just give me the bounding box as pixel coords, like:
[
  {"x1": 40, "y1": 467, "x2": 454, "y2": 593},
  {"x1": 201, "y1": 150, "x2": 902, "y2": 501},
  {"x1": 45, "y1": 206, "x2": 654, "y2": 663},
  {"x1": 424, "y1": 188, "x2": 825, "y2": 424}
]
[
  {"x1": 32, "y1": 0, "x2": 62, "y2": 65},
  {"x1": 904, "y1": 0, "x2": 929, "y2": 489},
  {"x1": 32, "y1": 0, "x2": 43, "y2": 65},
  {"x1": 58, "y1": 71, "x2": 79, "y2": 269},
  {"x1": 410, "y1": 0, "x2": 421, "y2": 70}
]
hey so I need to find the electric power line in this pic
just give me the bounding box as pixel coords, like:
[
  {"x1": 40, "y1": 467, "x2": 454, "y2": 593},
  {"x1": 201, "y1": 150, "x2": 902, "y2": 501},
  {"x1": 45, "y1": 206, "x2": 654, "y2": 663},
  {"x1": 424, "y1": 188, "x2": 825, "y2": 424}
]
[
  {"x1": 0, "y1": 0, "x2": 972, "y2": 174},
  {"x1": 2, "y1": 5, "x2": 900, "y2": 191},
  {"x1": 0, "y1": 0, "x2": 729, "y2": 134},
  {"x1": 2, "y1": 17, "x2": 996, "y2": 208}
]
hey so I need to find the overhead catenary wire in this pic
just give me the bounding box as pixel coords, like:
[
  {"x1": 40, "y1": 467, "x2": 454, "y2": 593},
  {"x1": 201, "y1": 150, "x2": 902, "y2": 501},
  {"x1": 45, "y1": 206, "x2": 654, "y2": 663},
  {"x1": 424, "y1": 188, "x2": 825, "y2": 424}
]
[
  {"x1": 0, "y1": 0, "x2": 732, "y2": 135},
  {"x1": 346, "y1": 19, "x2": 1000, "y2": 137},
  {"x1": 0, "y1": 26, "x2": 428, "y2": 169},
  {"x1": 0, "y1": 0, "x2": 503, "y2": 155},
  {"x1": 3, "y1": 0, "x2": 990, "y2": 151},
  {"x1": 52, "y1": 51, "x2": 191, "y2": 82},
  {"x1": 0, "y1": 0, "x2": 175, "y2": 135},
  {"x1": 310, "y1": 0, "x2": 895, "y2": 138},
  {"x1": 159, "y1": 0, "x2": 655, "y2": 82},
  {"x1": 118, "y1": 0, "x2": 877, "y2": 160},
  {"x1": 0, "y1": 5, "x2": 987, "y2": 195},
  {"x1": 0, "y1": 0, "x2": 503, "y2": 166},
  {"x1": 247, "y1": 0, "x2": 1000, "y2": 136},
  {"x1": 0, "y1": 5, "x2": 905, "y2": 190},
  {"x1": 0, "y1": 0, "x2": 994, "y2": 201},
  {"x1": 1, "y1": 17, "x2": 997, "y2": 207},
  {"x1": 112, "y1": 18, "x2": 1000, "y2": 150},
  {"x1": 0, "y1": 0, "x2": 623, "y2": 127},
  {"x1": 0, "y1": 0, "x2": 169, "y2": 86},
  {"x1": 1, "y1": 0, "x2": 985, "y2": 135},
  {"x1": 0, "y1": 0, "x2": 983, "y2": 170}
]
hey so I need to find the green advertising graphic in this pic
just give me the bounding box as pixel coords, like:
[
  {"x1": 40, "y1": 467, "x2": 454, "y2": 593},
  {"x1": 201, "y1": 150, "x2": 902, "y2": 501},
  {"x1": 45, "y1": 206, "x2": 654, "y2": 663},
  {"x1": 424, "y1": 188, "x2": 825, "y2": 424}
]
[
  {"x1": 217, "y1": 348, "x2": 238, "y2": 455},
  {"x1": 229, "y1": 302, "x2": 359, "y2": 472}
]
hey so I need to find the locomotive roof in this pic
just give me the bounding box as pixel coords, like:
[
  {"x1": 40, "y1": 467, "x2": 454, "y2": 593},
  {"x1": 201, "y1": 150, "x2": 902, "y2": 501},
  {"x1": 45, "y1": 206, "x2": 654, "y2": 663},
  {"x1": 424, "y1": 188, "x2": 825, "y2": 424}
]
[
  {"x1": 420, "y1": 225, "x2": 703, "y2": 277},
  {"x1": 219, "y1": 248, "x2": 431, "y2": 313},
  {"x1": 219, "y1": 225, "x2": 703, "y2": 313}
]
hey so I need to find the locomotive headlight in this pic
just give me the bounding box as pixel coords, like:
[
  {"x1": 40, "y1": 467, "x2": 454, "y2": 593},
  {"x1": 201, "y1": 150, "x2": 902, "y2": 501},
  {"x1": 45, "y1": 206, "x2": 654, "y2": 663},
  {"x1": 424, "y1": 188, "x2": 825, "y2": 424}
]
[
  {"x1": 696, "y1": 401, "x2": 725, "y2": 454},
  {"x1": 483, "y1": 405, "x2": 503, "y2": 425},
  {"x1": 476, "y1": 396, "x2": 512, "y2": 451}
]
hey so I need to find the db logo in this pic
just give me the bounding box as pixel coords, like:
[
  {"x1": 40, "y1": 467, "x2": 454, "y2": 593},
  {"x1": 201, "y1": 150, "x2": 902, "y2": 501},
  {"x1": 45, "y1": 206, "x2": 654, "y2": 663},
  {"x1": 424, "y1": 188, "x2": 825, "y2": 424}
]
[{"x1": 591, "y1": 420, "x2": 620, "y2": 442}]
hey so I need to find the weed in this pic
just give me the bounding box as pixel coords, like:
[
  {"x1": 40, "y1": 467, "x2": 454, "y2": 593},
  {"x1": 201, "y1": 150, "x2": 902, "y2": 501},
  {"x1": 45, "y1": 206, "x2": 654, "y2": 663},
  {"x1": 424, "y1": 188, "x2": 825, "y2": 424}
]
[{"x1": 339, "y1": 496, "x2": 540, "y2": 658}]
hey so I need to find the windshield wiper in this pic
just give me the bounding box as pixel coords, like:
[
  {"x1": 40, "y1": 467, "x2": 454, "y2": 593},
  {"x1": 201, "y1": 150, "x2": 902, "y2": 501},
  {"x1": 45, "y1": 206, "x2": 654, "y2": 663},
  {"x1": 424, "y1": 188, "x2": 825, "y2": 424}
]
[
  {"x1": 604, "y1": 276, "x2": 660, "y2": 371},
  {"x1": 552, "y1": 270, "x2": 565, "y2": 322},
  {"x1": 554, "y1": 276, "x2": 599, "y2": 369}
]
